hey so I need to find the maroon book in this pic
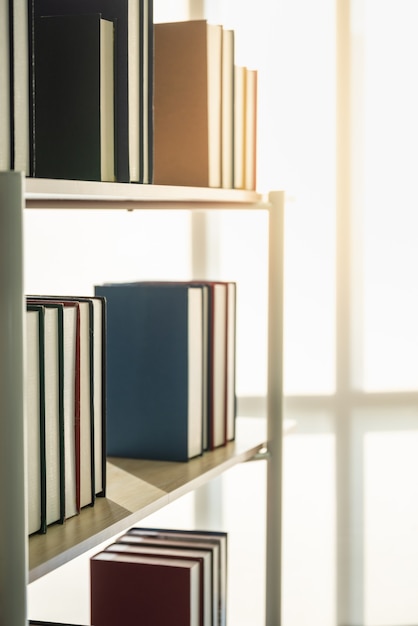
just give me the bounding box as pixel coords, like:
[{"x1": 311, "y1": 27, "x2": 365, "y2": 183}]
[{"x1": 90, "y1": 551, "x2": 200, "y2": 626}]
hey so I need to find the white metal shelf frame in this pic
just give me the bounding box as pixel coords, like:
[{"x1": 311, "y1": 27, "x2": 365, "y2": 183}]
[{"x1": 0, "y1": 176, "x2": 284, "y2": 626}]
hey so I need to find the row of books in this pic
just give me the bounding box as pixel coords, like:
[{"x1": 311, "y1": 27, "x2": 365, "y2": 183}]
[
  {"x1": 94, "y1": 280, "x2": 237, "y2": 463},
  {"x1": 153, "y1": 19, "x2": 258, "y2": 190},
  {"x1": 2, "y1": 0, "x2": 153, "y2": 184},
  {"x1": 2, "y1": 0, "x2": 257, "y2": 189},
  {"x1": 25, "y1": 280, "x2": 236, "y2": 532},
  {"x1": 25, "y1": 295, "x2": 106, "y2": 535},
  {"x1": 90, "y1": 527, "x2": 228, "y2": 626}
]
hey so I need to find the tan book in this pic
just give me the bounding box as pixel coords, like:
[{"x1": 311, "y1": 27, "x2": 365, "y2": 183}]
[
  {"x1": 233, "y1": 65, "x2": 246, "y2": 189},
  {"x1": 221, "y1": 28, "x2": 235, "y2": 189},
  {"x1": 244, "y1": 68, "x2": 258, "y2": 191},
  {"x1": 154, "y1": 19, "x2": 222, "y2": 188}
]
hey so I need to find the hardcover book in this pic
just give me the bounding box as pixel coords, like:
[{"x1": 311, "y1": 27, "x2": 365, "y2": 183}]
[
  {"x1": 153, "y1": 19, "x2": 222, "y2": 187},
  {"x1": 28, "y1": 298, "x2": 81, "y2": 518},
  {"x1": 30, "y1": 295, "x2": 107, "y2": 508},
  {"x1": 27, "y1": 301, "x2": 65, "y2": 526},
  {"x1": 90, "y1": 551, "x2": 200, "y2": 626},
  {"x1": 33, "y1": 13, "x2": 115, "y2": 182},
  {"x1": 221, "y1": 28, "x2": 235, "y2": 189},
  {"x1": 94, "y1": 282, "x2": 204, "y2": 461},
  {"x1": 30, "y1": 0, "x2": 154, "y2": 183},
  {"x1": 104, "y1": 541, "x2": 211, "y2": 626},
  {"x1": 205, "y1": 281, "x2": 228, "y2": 450},
  {"x1": 244, "y1": 68, "x2": 258, "y2": 191},
  {"x1": 26, "y1": 304, "x2": 46, "y2": 535}
]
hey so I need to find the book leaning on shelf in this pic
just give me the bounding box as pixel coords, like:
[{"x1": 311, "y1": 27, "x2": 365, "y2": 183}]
[{"x1": 25, "y1": 295, "x2": 106, "y2": 535}]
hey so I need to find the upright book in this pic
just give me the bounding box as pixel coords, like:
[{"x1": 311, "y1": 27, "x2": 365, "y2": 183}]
[
  {"x1": 30, "y1": 0, "x2": 154, "y2": 183},
  {"x1": 32, "y1": 295, "x2": 107, "y2": 506},
  {"x1": 116, "y1": 533, "x2": 219, "y2": 626},
  {"x1": 225, "y1": 281, "x2": 237, "y2": 442},
  {"x1": 26, "y1": 304, "x2": 47, "y2": 535},
  {"x1": 94, "y1": 281, "x2": 204, "y2": 461},
  {"x1": 140, "y1": 0, "x2": 154, "y2": 183},
  {"x1": 104, "y1": 541, "x2": 211, "y2": 626},
  {"x1": 221, "y1": 28, "x2": 235, "y2": 189},
  {"x1": 28, "y1": 298, "x2": 81, "y2": 518},
  {"x1": 244, "y1": 68, "x2": 258, "y2": 191},
  {"x1": 90, "y1": 550, "x2": 201, "y2": 626},
  {"x1": 33, "y1": 13, "x2": 115, "y2": 182},
  {"x1": 233, "y1": 65, "x2": 246, "y2": 190},
  {"x1": 153, "y1": 19, "x2": 222, "y2": 187},
  {"x1": 29, "y1": 301, "x2": 65, "y2": 526},
  {"x1": 206, "y1": 281, "x2": 228, "y2": 449}
]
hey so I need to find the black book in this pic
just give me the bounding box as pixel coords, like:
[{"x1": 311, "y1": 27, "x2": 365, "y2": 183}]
[
  {"x1": 30, "y1": 0, "x2": 152, "y2": 183},
  {"x1": 33, "y1": 13, "x2": 115, "y2": 182}
]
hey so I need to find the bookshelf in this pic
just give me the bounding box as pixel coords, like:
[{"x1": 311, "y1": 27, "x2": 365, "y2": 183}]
[
  {"x1": 28, "y1": 416, "x2": 268, "y2": 582},
  {"x1": 0, "y1": 175, "x2": 283, "y2": 625}
]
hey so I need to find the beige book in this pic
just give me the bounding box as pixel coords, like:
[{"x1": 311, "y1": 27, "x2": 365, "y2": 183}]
[{"x1": 154, "y1": 19, "x2": 222, "y2": 188}]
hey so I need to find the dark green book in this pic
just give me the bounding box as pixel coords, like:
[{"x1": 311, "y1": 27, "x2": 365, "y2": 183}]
[
  {"x1": 26, "y1": 304, "x2": 47, "y2": 535},
  {"x1": 27, "y1": 299, "x2": 67, "y2": 526}
]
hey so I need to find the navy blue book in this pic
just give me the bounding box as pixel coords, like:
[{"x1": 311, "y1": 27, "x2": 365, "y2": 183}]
[{"x1": 94, "y1": 282, "x2": 204, "y2": 461}]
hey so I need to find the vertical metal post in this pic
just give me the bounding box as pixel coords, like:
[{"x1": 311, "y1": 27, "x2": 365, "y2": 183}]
[
  {"x1": 265, "y1": 191, "x2": 285, "y2": 626},
  {"x1": 0, "y1": 172, "x2": 27, "y2": 626},
  {"x1": 336, "y1": 1, "x2": 365, "y2": 623}
]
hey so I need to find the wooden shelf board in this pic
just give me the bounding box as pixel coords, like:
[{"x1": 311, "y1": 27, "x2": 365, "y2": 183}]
[
  {"x1": 25, "y1": 178, "x2": 265, "y2": 210},
  {"x1": 28, "y1": 419, "x2": 266, "y2": 582}
]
